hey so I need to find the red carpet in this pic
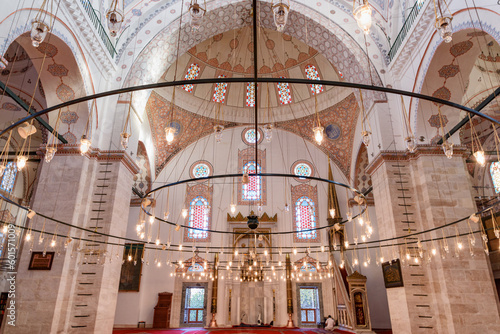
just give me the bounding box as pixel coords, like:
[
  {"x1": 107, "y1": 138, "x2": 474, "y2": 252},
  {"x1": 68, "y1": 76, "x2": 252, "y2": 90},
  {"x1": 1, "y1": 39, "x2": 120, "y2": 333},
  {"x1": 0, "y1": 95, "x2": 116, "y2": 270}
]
[{"x1": 112, "y1": 328, "x2": 354, "y2": 334}]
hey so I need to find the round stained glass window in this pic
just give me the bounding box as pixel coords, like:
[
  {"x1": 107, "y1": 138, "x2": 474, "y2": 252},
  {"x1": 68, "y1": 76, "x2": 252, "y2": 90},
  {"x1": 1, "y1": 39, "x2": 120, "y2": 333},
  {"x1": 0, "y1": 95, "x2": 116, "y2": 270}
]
[
  {"x1": 294, "y1": 163, "x2": 312, "y2": 177},
  {"x1": 190, "y1": 161, "x2": 213, "y2": 179},
  {"x1": 244, "y1": 128, "x2": 261, "y2": 144},
  {"x1": 291, "y1": 161, "x2": 314, "y2": 182}
]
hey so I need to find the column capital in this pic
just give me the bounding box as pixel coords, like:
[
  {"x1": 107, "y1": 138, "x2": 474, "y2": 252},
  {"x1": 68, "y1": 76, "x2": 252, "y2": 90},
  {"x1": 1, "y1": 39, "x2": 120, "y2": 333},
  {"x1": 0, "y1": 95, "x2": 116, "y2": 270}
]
[
  {"x1": 366, "y1": 145, "x2": 469, "y2": 176},
  {"x1": 38, "y1": 145, "x2": 140, "y2": 175}
]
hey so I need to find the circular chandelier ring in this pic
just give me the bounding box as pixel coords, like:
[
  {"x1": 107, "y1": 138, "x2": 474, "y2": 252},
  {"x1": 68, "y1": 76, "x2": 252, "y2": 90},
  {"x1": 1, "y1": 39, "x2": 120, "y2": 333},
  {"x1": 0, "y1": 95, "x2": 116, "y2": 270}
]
[
  {"x1": 142, "y1": 172, "x2": 367, "y2": 236},
  {"x1": 1, "y1": 78, "x2": 498, "y2": 138}
]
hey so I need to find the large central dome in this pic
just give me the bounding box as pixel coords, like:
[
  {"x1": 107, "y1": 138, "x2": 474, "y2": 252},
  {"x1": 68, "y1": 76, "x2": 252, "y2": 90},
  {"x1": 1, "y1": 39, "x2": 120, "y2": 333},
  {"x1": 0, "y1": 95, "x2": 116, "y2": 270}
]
[{"x1": 157, "y1": 27, "x2": 351, "y2": 123}]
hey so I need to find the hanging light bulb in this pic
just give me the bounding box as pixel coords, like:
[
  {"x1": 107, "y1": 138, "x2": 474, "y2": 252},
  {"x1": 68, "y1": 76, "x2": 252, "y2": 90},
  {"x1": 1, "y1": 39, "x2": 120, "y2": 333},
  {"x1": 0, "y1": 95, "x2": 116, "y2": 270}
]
[
  {"x1": 358, "y1": 217, "x2": 364, "y2": 226},
  {"x1": 473, "y1": 150, "x2": 486, "y2": 167},
  {"x1": 293, "y1": 248, "x2": 297, "y2": 255},
  {"x1": 272, "y1": 0, "x2": 290, "y2": 32},
  {"x1": 182, "y1": 209, "x2": 188, "y2": 219},
  {"x1": 106, "y1": 0, "x2": 124, "y2": 37},
  {"x1": 214, "y1": 125, "x2": 225, "y2": 143},
  {"x1": 353, "y1": 0, "x2": 372, "y2": 35},
  {"x1": 230, "y1": 204, "x2": 236, "y2": 214},
  {"x1": 347, "y1": 211, "x2": 353, "y2": 222},
  {"x1": 313, "y1": 126, "x2": 324, "y2": 145},
  {"x1": 164, "y1": 211, "x2": 170, "y2": 220},
  {"x1": 165, "y1": 126, "x2": 176, "y2": 145},
  {"x1": 344, "y1": 240, "x2": 349, "y2": 249},
  {"x1": 436, "y1": 16, "x2": 453, "y2": 43},
  {"x1": 189, "y1": 0, "x2": 206, "y2": 31},
  {"x1": 45, "y1": 146, "x2": 57, "y2": 163},
  {"x1": 321, "y1": 245, "x2": 325, "y2": 253},
  {"x1": 284, "y1": 203, "x2": 290, "y2": 212},
  {"x1": 442, "y1": 140, "x2": 453, "y2": 159},
  {"x1": 25, "y1": 233, "x2": 32, "y2": 241},
  {"x1": 361, "y1": 130, "x2": 371, "y2": 146},
  {"x1": 405, "y1": 136, "x2": 417, "y2": 153},
  {"x1": 16, "y1": 155, "x2": 28, "y2": 170},
  {"x1": 264, "y1": 124, "x2": 274, "y2": 142},
  {"x1": 30, "y1": 20, "x2": 49, "y2": 47},
  {"x1": 120, "y1": 132, "x2": 130, "y2": 150},
  {"x1": 80, "y1": 135, "x2": 91, "y2": 155},
  {"x1": 329, "y1": 208, "x2": 335, "y2": 218}
]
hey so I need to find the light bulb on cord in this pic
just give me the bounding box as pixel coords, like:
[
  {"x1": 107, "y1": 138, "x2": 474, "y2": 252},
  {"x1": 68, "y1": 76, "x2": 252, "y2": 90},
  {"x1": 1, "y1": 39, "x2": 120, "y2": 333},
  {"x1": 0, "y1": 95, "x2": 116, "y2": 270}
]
[
  {"x1": 313, "y1": 126, "x2": 324, "y2": 145},
  {"x1": 293, "y1": 248, "x2": 297, "y2": 255},
  {"x1": 329, "y1": 208, "x2": 335, "y2": 218},
  {"x1": 16, "y1": 155, "x2": 28, "y2": 170},
  {"x1": 182, "y1": 209, "x2": 188, "y2": 219},
  {"x1": 230, "y1": 204, "x2": 236, "y2": 214},
  {"x1": 474, "y1": 150, "x2": 486, "y2": 167},
  {"x1": 80, "y1": 135, "x2": 91, "y2": 155}
]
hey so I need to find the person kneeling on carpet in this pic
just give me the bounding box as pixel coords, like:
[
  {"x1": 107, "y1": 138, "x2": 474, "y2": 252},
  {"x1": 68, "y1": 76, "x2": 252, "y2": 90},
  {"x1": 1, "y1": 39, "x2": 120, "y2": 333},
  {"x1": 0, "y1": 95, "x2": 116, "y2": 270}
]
[{"x1": 325, "y1": 315, "x2": 335, "y2": 331}]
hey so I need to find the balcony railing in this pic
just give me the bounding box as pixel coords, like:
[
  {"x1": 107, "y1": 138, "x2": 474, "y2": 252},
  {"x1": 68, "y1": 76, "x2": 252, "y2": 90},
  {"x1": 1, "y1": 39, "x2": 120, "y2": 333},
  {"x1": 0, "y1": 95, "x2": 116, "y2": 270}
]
[
  {"x1": 388, "y1": 0, "x2": 426, "y2": 62},
  {"x1": 80, "y1": 0, "x2": 116, "y2": 58}
]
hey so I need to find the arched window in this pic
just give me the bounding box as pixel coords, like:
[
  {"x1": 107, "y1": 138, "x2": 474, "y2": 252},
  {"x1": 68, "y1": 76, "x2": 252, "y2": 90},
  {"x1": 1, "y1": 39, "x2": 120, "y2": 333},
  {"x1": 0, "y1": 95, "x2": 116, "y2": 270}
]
[
  {"x1": 295, "y1": 196, "x2": 317, "y2": 239},
  {"x1": 213, "y1": 75, "x2": 228, "y2": 103},
  {"x1": 188, "y1": 263, "x2": 204, "y2": 272},
  {"x1": 246, "y1": 82, "x2": 256, "y2": 107},
  {"x1": 491, "y1": 162, "x2": 500, "y2": 193},
  {"x1": 305, "y1": 65, "x2": 323, "y2": 94},
  {"x1": 187, "y1": 196, "x2": 209, "y2": 239},
  {"x1": 242, "y1": 161, "x2": 261, "y2": 201},
  {"x1": 0, "y1": 162, "x2": 17, "y2": 194},
  {"x1": 182, "y1": 63, "x2": 200, "y2": 92},
  {"x1": 277, "y1": 77, "x2": 292, "y2": 105}
]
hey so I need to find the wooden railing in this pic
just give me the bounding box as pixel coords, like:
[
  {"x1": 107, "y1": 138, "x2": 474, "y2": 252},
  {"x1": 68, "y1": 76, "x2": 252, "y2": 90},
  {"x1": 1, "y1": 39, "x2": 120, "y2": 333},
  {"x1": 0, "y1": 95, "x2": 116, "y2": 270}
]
[{"x1": 337, "y1": 305, "x2": 351, "y2": 329}]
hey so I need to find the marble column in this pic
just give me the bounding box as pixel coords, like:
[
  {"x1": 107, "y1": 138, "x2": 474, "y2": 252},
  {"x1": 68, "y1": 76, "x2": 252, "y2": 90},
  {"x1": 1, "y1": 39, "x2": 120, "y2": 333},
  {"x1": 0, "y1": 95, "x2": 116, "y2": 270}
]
[
  {"x1": 6, "y1": 148, "x2": 138, "y2": 334},
  {"x1": 210, "y1": 253, "x2": 218, "y2": 327},
  {"x1": 367, "y1": 147, "x2": 500, "y2": 333},
  {"x1": 285, "y1": 254, "x2": 294, "y2": 328}
]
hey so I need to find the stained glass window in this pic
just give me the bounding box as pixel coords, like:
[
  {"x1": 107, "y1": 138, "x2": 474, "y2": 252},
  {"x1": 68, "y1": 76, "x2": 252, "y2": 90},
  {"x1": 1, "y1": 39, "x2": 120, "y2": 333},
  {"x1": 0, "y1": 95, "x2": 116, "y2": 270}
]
[
  {"x1": 182, "y1": 63, "x2": 200, "y2": 93},
  {"x1": 300, "y1": 263, "x2": 317, "y2": 272},
  {"x1": 244, "y1": 129, "x2": 260, "y2": 144},
  {"x1": 0, "y1": 162, "x2": 17, "y2": 194},
  {"x1": 294, "y1": 163, "x2": 312, "y2": 178},
  {"x1": 277, "y1": 77, "x2": 292, "y2": 105},
  {"x1": 188, "y1": 263, "x2": 205, "y2": 272},
  {"x1": 491, "y1": 162, "x2": 500, "y2": 193},
  {"x1": 295, "y1": 196, "x2": 317, "y2": 239},
  {"x1": 246, "y1": 82, "x2": 256, "y2": 107},
  {"x1": 242, "y1": 161, "x2": 261, "y2": 201},
  {"x1": 187, "y1": 196, "x2": 209, "y2": 239},
  {"x1": 305, "y1": 65, "x2": 323, "y2": 94},
  {"x1": 192, "y1": 163, "x2": 210, "y2": 178},
  {"x1": 213, "y1": 75, "x2": 228, "y2": 103}
]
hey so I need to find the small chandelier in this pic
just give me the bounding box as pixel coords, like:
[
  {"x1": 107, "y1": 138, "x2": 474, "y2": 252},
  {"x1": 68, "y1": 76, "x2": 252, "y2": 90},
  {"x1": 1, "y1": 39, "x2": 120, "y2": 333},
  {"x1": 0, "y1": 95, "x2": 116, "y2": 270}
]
[
  {"x1": 16, "y1": 155, "x2": 28, "y2": 170},
  {"x1": 361, "y1": 130, "x2": 371, "y2": 147},
  {"x1": 441, "y1": 140, "x2": 453, "y2": 159},
  {"x1": 353, "y1": 0, "x2": 372, "y2": 35},
  {"x1": 189, "y1": 0, "x2": 206, "y2": 31},
  {"x1": 80, "y1": 135, "x2": 91, "y2": 155},
  {"x1": 45, "y1": 146, "x2": 57, "y2": 163},
  {"x1": 264, "y1": 124, "x2": 274, "y2": 142},
  {"x1": 433, "y1": 0, "x2": 453, "y2": 43},
  {"x1": 165, "y1": 126, "x2": 176, "y2": 145},
  {"x1": 214, "y1": 124, "x2": 225, "y2": 143},
  {"x1": 31, "y1": 21, "x2": 49, "y2": 48},
  {"x1": 405, "y1": 136, "x2": 417, "y2": 153},
  {"x1": 120, "y1": 132, "x2": 130, "y2": 150},
  {"x1": 313, "y1": 126, "x2": 324, "y2": 145},
  {"x1": 106, "y1": 0, "x2": 124, "y2": 37},
  {"x1": 272, "y1": 0, "x2": 290, "y2": 32}
]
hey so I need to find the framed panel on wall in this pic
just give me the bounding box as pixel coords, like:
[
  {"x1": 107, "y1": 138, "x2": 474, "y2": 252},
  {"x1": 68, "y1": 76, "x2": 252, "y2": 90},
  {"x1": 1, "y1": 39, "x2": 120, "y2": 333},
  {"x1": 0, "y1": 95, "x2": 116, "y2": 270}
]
[
  {"x1": 382, "y1": 259, "x2": 404, "y2": 288},
  {"x1": 119, "y1": 243, "x2": 144, "y2": 291}
]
